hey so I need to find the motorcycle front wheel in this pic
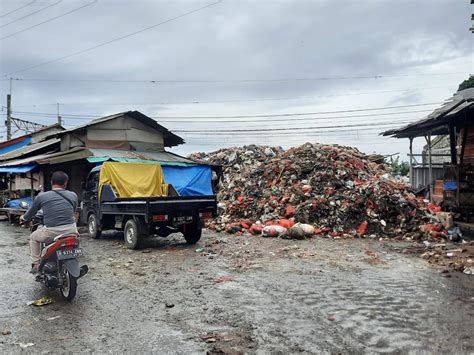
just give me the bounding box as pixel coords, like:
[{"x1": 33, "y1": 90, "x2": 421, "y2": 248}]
[{"x1": 59, "y1": 263, "x2": 77, "y2": 301}]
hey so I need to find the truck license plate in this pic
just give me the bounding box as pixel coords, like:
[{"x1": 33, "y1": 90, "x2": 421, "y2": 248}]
[
  {"x1": 57, "y1": 248, "x2": 83, "y2": 260},
  {"x1": 173, "y1": 216, "x2": 193, "y2": 226}
]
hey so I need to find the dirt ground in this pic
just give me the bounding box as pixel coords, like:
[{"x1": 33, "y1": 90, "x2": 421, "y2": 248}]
[{"x1": 0, "y1": 220, "x2": 473, "y2": 354}]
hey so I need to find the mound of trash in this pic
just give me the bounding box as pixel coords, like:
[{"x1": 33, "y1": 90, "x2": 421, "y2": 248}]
[{"x1": 191, "y1": 143, "x2": 442, "y2": 240}]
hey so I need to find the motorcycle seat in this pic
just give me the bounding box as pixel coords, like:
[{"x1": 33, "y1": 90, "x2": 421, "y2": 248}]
[
  {"x1": 43, "y1": 237, "x2": 56, "y2": 246},
  {"x1": 43, "y1": 233, "x2": 79, "y2": 246}
]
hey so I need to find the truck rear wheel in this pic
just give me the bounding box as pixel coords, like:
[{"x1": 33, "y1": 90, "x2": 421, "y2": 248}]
[
  {"x1": 183, "y1": 224, "x2": 202, "y2": 244},
  {"x1": 88, "y1": 213, "x2": 101, "y2": 239},
  {"x1": 124, "y1": 219, "x2": 142, "y2": 249}
]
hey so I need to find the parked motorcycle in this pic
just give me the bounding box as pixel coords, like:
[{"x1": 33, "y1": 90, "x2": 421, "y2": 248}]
[{"x1": 28, "y1": 209, "x2": 88, "y2": 301}]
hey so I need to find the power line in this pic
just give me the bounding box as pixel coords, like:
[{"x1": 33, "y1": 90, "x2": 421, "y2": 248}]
[
  {"x1": 5, "y1": 85, "x2": 455, "y2": 108},
  {"x1": 0, "y1": 0, "x2": 62, "y2": 28},
  {"x1": 156, "y1": 110, "x2": 432, "y2": 123},
  {"x1": 0, "y1": 0, "x2": 36, "y2": 18},
  {"x1": 0, "y1": 0, "x2": 97, "y2": 41},
  {"x1": 173, "y1": 120, "x2": 416, "y2": 134},
  {"x1": 2, "y1": 1, "x2": 222, "y2": 76},
  {"x1": 157, "y1": 102, "x2": 442, "y2": 119},
  {"x1": 11, "y1": 109, "x2": 431, "y2": 122},
  {"x1": 5, "y1": 72, "x2": 468, "y2": 84},
  {"x1": 10, "y1": 104, "x2": 439, "y2": 122},
  {"x1": 182, "y1": 127, "x2": 403, "y2": 139}
]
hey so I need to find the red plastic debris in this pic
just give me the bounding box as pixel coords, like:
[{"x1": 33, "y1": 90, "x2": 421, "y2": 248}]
[
  {"x1": 278, "y1": 219, "x2": 295, "y2": 229},
  {"x1": 357, "y1": 221, "x2": 368, "y2": 237},
  {"x1": 427, "y1": 203, "x2": 442, "y2": 213},
  {"x1": 249, "y1": 224, "x2": 263, "y2": 235},
  {"x1": 285, "y1": 206, "x2": 296, "y2": 218}
]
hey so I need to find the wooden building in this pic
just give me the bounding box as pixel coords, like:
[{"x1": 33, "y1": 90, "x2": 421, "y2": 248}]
[
  {"x1": 0, "y1": 111, "x2": 194, "y2": 198},
  {"x1": 383, "y1": 88, "x2": 474, "y2": 212}
]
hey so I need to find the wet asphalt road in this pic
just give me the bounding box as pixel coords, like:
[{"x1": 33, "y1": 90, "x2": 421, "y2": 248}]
[{"x1": 0, "y1": 220, "x2": 473, "y2": 354}]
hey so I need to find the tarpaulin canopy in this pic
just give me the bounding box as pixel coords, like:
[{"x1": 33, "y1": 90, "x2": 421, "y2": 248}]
[
  {"x1": 99, "y1": 162, "x2": 168, "y2": 198},
  {"x1": 5, "y1": 197, "x2": 32, "y2": 208},
  {"x1": 162, "y1": 165, "x2": 213, "y2": 196},
  {"x1": 0, "y1": 136, "x2": 32, "y2": 155},
  {"x1": 0, "y1": 163, "x2": 37, "y2": 173}
]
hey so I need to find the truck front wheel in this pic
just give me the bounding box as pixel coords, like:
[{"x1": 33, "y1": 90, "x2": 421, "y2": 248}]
[
  {"x1": 124, "y1": 219, "x2": 142, "y2": 249},
  {"x1": 183, "y1": 223, "x2": 202, "y2": 244},
  {"x1": 88, "y1": 213, "x2": 101, "y2": 239}
]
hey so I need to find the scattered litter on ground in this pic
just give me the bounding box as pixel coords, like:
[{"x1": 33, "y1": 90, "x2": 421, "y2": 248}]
[
  {"x1": 214, "y1": 275, "x2": 236, "y2": 283},
  {"x1": 1, "y1": 330, "x2": 11, "y2": 336},
  {"x1": 165, "y1": 302, "x2": 175, "y2": 308},
  {"x1": 27, "y1": 297, "x2": 54, "y2": 306},
  {"x1": 421, "y1": 241, "x2": 474, "y2": 274},
  {"x1": 47, "y1": 316, "x2": 61, "y2": 321},
  {"x1": 14, "y1": 342, "x2": 34, "y2": 349}
]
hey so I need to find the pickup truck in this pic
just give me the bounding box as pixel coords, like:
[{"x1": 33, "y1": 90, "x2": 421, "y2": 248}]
[{"x1": 80, "y1": 163, "x2": 218, "y2": 249}]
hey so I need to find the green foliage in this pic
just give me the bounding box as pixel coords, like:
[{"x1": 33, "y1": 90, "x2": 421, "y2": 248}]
[
  {"x1": 458, "y1": 76, "x2": 474, "y2": 91},
  {"x1": 389, "y1": 156, "x2": 409, "y2": 176}
]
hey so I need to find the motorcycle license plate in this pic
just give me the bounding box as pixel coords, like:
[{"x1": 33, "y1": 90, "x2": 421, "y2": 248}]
[
  {"x1": 172, "y1": 216, "x2": 193, "y2": 226},
  {"x1": 56, "y1": 248, "x2": 83, "y2": 260}
]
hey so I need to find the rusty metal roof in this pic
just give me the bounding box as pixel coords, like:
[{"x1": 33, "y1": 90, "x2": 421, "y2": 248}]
[{"x1": 381, "y1": 88, "x2": 474, "y2": 138}]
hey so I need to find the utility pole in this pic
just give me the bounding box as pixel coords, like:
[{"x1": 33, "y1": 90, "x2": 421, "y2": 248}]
[
  {"x1": 57, "y1": 103, "x2": 62, "y2": 125},
  {"x1": 6, "y1": 78, "x2": 12, "y2": 140}
]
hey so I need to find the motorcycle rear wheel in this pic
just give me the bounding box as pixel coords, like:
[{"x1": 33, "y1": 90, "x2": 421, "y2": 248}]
[{"x1": 59, "y1": 263, "x2": 77, "y2": 301}]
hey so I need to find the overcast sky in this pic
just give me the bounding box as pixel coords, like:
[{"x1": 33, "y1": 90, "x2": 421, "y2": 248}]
[{"x1": 0, "y1": 0, "x2": 472, "y2": 158}]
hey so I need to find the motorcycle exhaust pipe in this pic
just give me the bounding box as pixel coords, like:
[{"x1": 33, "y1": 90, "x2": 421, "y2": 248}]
[{"x1": 79, "y1": 265, "x2": 89, "y2": 278}]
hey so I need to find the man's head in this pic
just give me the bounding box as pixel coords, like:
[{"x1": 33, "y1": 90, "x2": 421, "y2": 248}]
[{"x1": 51, "y1": 171, "x2": 69, "y2": 188}]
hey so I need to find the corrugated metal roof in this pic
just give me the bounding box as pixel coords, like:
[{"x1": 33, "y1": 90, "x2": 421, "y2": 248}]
[
  {"x1": 382, "y1": 88, "x2": 474, "y2": 138},
  {"x1": 0, "y1": 147, "x2": 209, "y2": 168},
  {"x1": 46, "y1": 111, "x2": 184, "y2": 147},
  {"x1": 0, "y1": 138, "x2": 60, "y2": 161},
  {"x1": 87, "y1": 148, "x2": 197, "y2": 164}
]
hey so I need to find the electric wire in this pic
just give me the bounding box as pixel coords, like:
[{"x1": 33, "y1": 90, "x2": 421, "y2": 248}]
[
  {"x1": 156, "y1": 102, "x2": 442, "y2": 119},
  {"x1": 10, "y1": 103, "x2": 440, "y2": 122},
  {"x1": 1, "y1": 0, "x2": 222, "y2": 76},
  {"x1": 4, "y1": 72, "x2": 468, "y2": 84},
  {"x1": 0, "y1": 0, "x2": 97, "y2": 40},
  {"x1": 0, "y1": 1, "x2": 36, "y2": 18},
  {"x1": 172, "y1": 120, "x2": 415, "y2": 134},
  {"x1": 0, "y1": 0, "x2": 62, "y2": 28},
  {"x1": 6, "y1": 85, "x2": 454, "y2": 108}
]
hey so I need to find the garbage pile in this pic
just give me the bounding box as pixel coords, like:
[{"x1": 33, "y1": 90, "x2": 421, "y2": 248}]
[{"x1": 191, "y1": 143, "x2": 443, "y2": 240}]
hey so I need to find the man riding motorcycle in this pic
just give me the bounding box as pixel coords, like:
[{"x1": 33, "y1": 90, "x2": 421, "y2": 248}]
[{"x1": 20, "y1": 171, "x2": 78, "y2": 273}]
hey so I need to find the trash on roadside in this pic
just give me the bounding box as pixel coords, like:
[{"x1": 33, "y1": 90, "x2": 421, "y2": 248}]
[
  {"x1": 27, "y1": 297, "x2": 54, "y2": 307},
  {"x1": 14, "y1": 342, "x2": 34, "y2": 349},
  {"x1": 195, "y1": 248, "x2": 205, "y2": 253},
  {"x1": 1, "y1": 330, "x2": 11, "y2": 335},
  {"x1": 165, "y1": 302, "x2": 175, "y2": 308},
  {"x1": 200, "y1": 333, "x2": 218, "y2": 343},
  {"x1": 191, "y1": 143, "x2": 444, "y2": 241},
  {"x1": 214, "y1": 275, "x2": 235, "y2": 283},
  {"x1": 47, "y1": 316, "x2": 61, "y2": 321}
]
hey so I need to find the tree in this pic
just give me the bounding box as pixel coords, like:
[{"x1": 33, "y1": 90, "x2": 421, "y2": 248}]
[
  {"x1": 389, "y1": 156, "x2": 409, "y2": 177},
  {"x1": 458, "y1": 76, "x2": 474, "y2": 91}
]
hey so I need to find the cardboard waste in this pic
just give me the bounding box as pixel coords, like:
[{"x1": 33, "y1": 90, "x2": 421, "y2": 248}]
[{"x1": 191, "y1": 143, "x2": 444, "y2": 241}]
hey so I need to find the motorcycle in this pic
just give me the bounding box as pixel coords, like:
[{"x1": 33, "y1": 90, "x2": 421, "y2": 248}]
[{"x1": 28, "y1": 208, "x2": 88, "y2": 301}]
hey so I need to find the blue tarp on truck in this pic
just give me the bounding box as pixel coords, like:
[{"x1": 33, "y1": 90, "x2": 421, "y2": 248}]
[{"x1": 162, "y1": 165, "x2": 213, "y2": 196}]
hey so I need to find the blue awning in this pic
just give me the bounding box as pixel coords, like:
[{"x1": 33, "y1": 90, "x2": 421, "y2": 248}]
[{"x1": 0, "y1": 163, "x2": 37, "y2": 173}]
